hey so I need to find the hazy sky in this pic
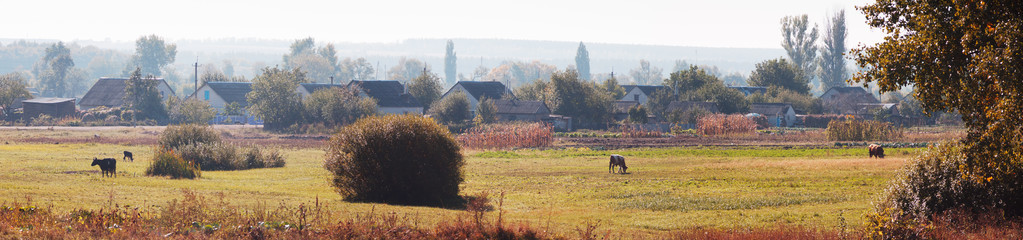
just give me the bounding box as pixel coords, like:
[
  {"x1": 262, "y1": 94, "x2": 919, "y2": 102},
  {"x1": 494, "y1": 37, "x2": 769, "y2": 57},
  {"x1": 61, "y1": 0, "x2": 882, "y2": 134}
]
[{"x1": 4, "y1": 0, "x2": 884, "y2": 49}]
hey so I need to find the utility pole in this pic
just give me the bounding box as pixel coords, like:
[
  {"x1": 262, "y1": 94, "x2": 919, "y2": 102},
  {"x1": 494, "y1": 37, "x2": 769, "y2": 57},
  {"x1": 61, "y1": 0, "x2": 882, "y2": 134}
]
[
  {"x1": 193, "y1": 57, "x2": 199, "y2": 94},
  {"x1": 330, "y1": 76, "x2": 334, "y2": 85}
]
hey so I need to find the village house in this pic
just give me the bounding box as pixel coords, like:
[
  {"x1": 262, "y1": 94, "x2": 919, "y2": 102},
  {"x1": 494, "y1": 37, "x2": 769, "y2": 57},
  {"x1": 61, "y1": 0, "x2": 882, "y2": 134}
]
[
  {"x1": 727, "y1": 86, "x2": 767, "y2": 96},
  {"x1": 750, "y1": 103, "x2": 797, "y2": 127},
  {"x1": 492, "y1": 99, "x2": 551, "y2": 122},
  {"x1": 296, "y1": 83, "x2": 345, "y2": 99},
  {"x1": 188, "y1": 81, "x2": 258, "y2": 124},
  {"x1": 347, "y1": 80, "x2": 423, "y2": 115},
  {"x1": 79, "y1": 77, "x2": 176, "y2": 110},
  {"x1": 439, "y1": 81, "x2": 513, "y2": 115},
  {"x1": 21, "y1": 98, "x2": 76, "y2": 122},
  {"x1": 620, "y1": 85, "x2": 666, "y2": 105},
  {"x1": 820, "y1": 87, "x2": 880, "y2": 115}
]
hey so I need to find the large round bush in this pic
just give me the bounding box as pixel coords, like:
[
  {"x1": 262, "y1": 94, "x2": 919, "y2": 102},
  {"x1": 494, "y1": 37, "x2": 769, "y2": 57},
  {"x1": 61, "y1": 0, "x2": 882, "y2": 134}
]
[{"x1": 325, "y1": 114, "x2": 464, "y2": 206}]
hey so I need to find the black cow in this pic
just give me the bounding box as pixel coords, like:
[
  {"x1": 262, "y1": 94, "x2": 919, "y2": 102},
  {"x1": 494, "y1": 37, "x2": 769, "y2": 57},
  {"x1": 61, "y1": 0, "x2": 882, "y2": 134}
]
[
  {"x1": 123, "y1": 151, "x2": 134, "y2": 162},
  {"x1": 609, "y1": 154, "x2": 628, "y2": 174},
  {"x1": 91, "y1": 158, "x2": 117, "y2": 177}
]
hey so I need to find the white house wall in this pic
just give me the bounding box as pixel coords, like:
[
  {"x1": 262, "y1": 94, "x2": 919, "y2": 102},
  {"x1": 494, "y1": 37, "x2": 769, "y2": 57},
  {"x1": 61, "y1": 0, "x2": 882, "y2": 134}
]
[{"x1": 622, "y1": 88, "x2": 651, "y2": 105}]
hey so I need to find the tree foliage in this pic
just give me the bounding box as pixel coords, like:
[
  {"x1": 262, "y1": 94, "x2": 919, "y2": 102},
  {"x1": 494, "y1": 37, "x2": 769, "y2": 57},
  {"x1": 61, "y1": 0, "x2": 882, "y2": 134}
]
[
  {"x1": 408, "y1": 71, "x2": 443, "y2": 110},
  {"x1": 575, "y1": 42, "x2": 590, "y2": 81},
  {"x1": 387, "y1": 57, "x2": 429, "y2": 82},
  {"x1": 629, "y1": 59, "x2": 663, "y2": 85},
  {"x1": 647, "y1": 66, "x2": 749, "y2": 116},
  {"x1": 170, "y1": 98, "x2": 216, "y2": 125},
  {"x1": 748, "y1": 58, "x2": 810, "y2": 95},
  {"x1": 303, "y1": 87, "x2": 377, "y2": 127},
  {"x1": 818, "y1": 9, "x2": 848, "y2": 91},
  {"x1": 123, "y1": 68, "x2": 169, "y2": 121},
  {"x1": 37, "y1": 42, "x2": 75, "y2": 97},
  {"x1": 853, "y1": 0, "x2": 1023, "y2": 225},
  {"x1": 444, "y1": 40, "x2": 456, "y2": 86},
  {"x1": 282, "y1": 38, "x2": 340, "y2": 83},
  {"x1": 601, "y1": 76, "x2": 625, "y2": 100},
  {"x1": 780, "y1": 14, "x2": 819, "y2": 83},
  {"x1": 747, "y1": 86, "x2": 822, "y2": 114},
  {"x1": 124, "y1": 35, "x2": 177, "y2": 77},
  {"x1": 544, "y1": 70, "x2": 613, "y2": 127},
  {"x1": 0, "y1": 72, "x2": 31, "y2": 119},
  {"x1": 428, "y1": 91, "x2": 470, "y2": 124},
  {"x1": 339, "y1": 57, "x2": 375, "y2": 82},
  {"x1": 473, "y1": 97, "x2": 497, "y2": 125},
  {"x1": 486, "y1": 60, "x2": 557, "y2": 88},
  {"x1": 246, "y1": 66, "x2": 304, "y2": 130}
]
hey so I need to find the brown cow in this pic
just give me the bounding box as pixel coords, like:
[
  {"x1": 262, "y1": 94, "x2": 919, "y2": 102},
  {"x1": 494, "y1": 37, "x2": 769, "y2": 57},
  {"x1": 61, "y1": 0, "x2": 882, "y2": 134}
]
[
  {"x1": 869, "y1": 144, "x2": 885, "y2": 158},
  {"x1": 609, "y1": 154, "x2": 628, "y2": 173}
]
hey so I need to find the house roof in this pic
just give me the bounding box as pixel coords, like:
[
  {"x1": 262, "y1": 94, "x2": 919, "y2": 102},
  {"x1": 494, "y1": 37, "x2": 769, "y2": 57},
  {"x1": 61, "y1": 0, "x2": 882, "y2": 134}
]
[
  {"x1": 22, "y1": 98, "x2": 75, "y2": 104},
  {"x1": 750, "y1": 103, "x2": 793, "y2": 116},
  {"x1": 300, "y1": 83, "x2": 344, "y2": 94},
  {"x1": 621, "y1": 85, "x2": 666, "y2": 96},
  {"x1": 202, "y1": 82, "x2": 253, "y2": 106},
  {"x1": 79, "y1": 77, "x2": 172, "y2": 107},
  {"x1": 454, "y1": 81, "x2": 509, "y2": 101},
  {"x1": 492, "y1": 99, "x2": 550, "y2": 115},
  {"x1": 666, "y1": 101, "x2": 720, "y2": 113},
  {"x1": 614, "y1": 101, "x2": 640, "y2": 114},
  {"x1": 348, "y1": 80, "x2": 422, "y2": 108}
]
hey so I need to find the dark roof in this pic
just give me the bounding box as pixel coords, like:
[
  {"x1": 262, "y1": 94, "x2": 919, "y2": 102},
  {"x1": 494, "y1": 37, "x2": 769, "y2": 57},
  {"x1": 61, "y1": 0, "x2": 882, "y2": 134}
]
[
  {"x1": 300, "y1": 83, "x2": 344, "y2": 94},
  {"x1": 348, "y1": 80, "x2": 423, "y2": 108},
  {"x1": 79, "y1": 77, "x2": 171, "y2": 107},
  {"x1": 728, "y1": 86, "x2": 768, "y2": 96},
  {"x1": 492, "y1": 99, "x2": 550, "y2": 115},
  {"x1": 822, "y1": 87, "x2": 880, "y2": 103},
  {"x1": 614, "y1": 101, "x2": 640, "y2": 114},
  {"x1": 825, "y1": 87, "x2": 871, "y2": 94},
  {"x1": 23, "y1": 98, "x2": 75, "y2": 104},
  {"x1": 622, "y1": 85, "x2": 666, "y2": 96},
  {"x1": 750, "y1": 103, "x2": 793, "y2": 116},
  {"x1": 203, "y1": 82, "x2": 253, "y2": 106},
  {"x1": 666, "y1": 101, "x2": 720, "y2": 113},
  {"x1": 454, "y1": 81, "x2": 509, "y2": 101}
]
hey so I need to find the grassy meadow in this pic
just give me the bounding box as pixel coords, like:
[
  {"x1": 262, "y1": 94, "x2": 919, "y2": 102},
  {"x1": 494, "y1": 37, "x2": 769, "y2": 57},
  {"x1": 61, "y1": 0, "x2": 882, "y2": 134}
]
[{"x1": 0, "y1": 133, "x2": 922, "y2": 236}]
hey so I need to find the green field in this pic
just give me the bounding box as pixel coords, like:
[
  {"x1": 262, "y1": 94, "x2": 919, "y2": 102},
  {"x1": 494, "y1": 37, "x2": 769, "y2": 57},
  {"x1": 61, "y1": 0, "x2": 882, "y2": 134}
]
[{"x1": 0, "y1": 141, "x2": 919, "y2": 235}]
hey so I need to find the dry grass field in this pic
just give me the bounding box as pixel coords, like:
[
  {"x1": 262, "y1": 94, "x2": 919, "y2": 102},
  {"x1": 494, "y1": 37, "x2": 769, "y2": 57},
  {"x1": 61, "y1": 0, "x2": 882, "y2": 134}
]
[{"x1": 0, "y1": 126, "x2": 933, "y2": 238}]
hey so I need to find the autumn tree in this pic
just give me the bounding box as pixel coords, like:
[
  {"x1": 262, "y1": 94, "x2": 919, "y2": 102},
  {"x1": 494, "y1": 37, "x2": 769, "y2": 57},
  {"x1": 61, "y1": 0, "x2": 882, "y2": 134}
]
[
  {"x1": 545, "y1": 70, "x2": 613, "y2": 127},
  {"x1": 748, "y1": 58, "x2": 810, "y2": 95},
  {"x1": 818, "y1": 9, "x2": 848, "y2": 91},
  {"x1": 124, "y1": 35, "x2": 177, "y2": 77},
  {"x1": 629, "y1": 60, "x2": 663, "y2": 85},
  {"x1": 780, "y1": 15, "x2": 818, "y2": 85},
  {"x1": 339, "y1": 57, "x2": 374, "y2": 81},
  {"x1": 853, "y1": 0, "x2": 1023, "y2": 227},
  {"x1": 647, "y1": 66, "x2": 749, "y2": 116},
  {"x1": 388, "y1": 57, "x2": 429, "y2": 82},
  {"x1": 303, "y1": 87, "x2": 377, "y2": 126},
  {"x1": 575, "y1": 42, "x2": 590, "y2": 81}
]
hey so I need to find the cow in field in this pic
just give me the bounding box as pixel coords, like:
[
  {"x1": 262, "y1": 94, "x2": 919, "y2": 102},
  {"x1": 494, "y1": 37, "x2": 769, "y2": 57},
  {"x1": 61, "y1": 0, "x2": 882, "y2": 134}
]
[
  {"x1": 609, "y1": 154, "x2": 628, "y2": 174},
  {"x1": 123, "y1": 151, "x2": 134, "y2": 162},
  {"x1": 91, "y1": 158, "x2": 117, "y2": 177},
  {"x1": 869, "y1": 144, "x2": 885, "y2": 158}
]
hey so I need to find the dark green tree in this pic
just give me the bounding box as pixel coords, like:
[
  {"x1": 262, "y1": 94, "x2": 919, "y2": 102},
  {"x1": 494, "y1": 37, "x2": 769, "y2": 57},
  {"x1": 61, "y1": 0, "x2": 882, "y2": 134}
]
[
  {"x1": 780, "y1": 14, "x2": 818, "y2": 84},
  {"x1": 407, "y1": 71, "x2": 443, "y2": 110},
  {"x1": 748, "y1": 58, "x2": 810, "y2": 95},
  {"x1": 428, "y1": 91, "x2": 470, "y2": 124},
  {"x1": 545, "y1": 70, "x2": 613, "y2": 127},
  {"x1": 627, "y1": 105, "x2": 647, "y2": 123},
  {"x1": 444, "y1": 40, "x2": 456, "y2": 86},
  {"x1": 124, "y1": 35, "x2": 177, "y2": 77},
  {"x1": 601, "y1": 76, "x2": 625, "y2": 100},
  {"x1": 0, "y1": 72, "x2": 31, "y2": 119},
  {"x1": 513, "y1": 78, "x2": 548, "y2": 102},
  {"x1": 473, "y1": 97, "x2": 497, "y2": 125},
  {"x1": 246, "y1": 66, "x2": 304, "y2": 130},
  {"x1": 123, "y1": 68, "x2": 168, "y2": 121},
  {"x1": 303, "y1": 87, "x2": 377, "y2": 126},
  {"x1": 818, "y1": 9, "x2": 848, "y2": 91},
  {"x1": 575, "y1": 42, "x2": 590, "y2": 81}
]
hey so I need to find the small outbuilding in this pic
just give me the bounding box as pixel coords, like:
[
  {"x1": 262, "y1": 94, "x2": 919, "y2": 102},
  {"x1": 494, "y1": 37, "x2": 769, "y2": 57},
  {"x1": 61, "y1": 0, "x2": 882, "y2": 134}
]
[{"x1": 22, "y1": 98, "x2": 76, "y2": 122}]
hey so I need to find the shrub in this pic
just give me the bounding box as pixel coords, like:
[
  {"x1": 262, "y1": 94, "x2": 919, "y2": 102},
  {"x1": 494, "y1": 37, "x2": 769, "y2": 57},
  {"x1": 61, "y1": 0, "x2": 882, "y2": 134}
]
[
  {"x1": 825, "y1": 119, "x2": 902, "y2": 141},
  {"x1": 170, "y1": 98, "x2": 216, "y2": 125},
  {"x1": 801, "y1": 114, "x2": 849, "y2": 128},
  {"x1": 325, "y1": 114, "x2": 464, "y2": 206},
  {"x1": 146, "y1": 150, "x2": 200, "y2": 179},
  {"x1": 429, "y1": 91, "x2": 470, "y2": 124},
  {"x1": 458, "y1": 122, "x2": 553, "y2": 149},
  {"x1": 865, "y1": 141, "x2": 1023, "y2": 238},
  {"x1": 176, "y1": 142, "x2": 240, "y2": 171},
  {"x1": 697, "y1": 114, "x2": 756, "y2": 135},
  {"x1": 241, "y1": 147, "x2": 286, "y2": 169},
  {"x1": 158, "y1": 124, "x2": 221, "y2": 150}
]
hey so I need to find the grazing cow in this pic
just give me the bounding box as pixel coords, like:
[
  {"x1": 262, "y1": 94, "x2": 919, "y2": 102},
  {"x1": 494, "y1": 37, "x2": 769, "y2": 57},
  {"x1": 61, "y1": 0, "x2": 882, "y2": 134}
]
[
  {"x1": 609, "y1": 154, "x2": 628, "y2": 174},
  {"x1": 123, "y1": 151, "x2": 134, "y2": 162},
  {"x1": 91, "y1": 158, "x2": 117, "y2": 177},
  {"x1": 869, "y1": 144, "x2": 885, "y2": 158}
]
